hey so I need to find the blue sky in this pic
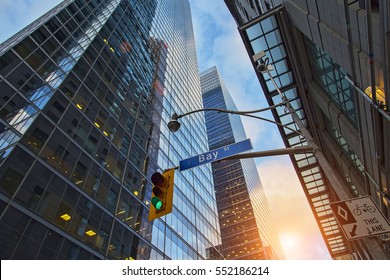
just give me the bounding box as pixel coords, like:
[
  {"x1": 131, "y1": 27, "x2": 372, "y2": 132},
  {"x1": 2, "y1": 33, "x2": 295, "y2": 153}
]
[{"x1": 0, "y1": 0, "x2": 331, "y2": 260}]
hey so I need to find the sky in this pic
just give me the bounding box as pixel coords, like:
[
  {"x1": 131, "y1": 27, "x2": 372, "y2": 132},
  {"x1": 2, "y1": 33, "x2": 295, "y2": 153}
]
[{"x1": 0, "y1": 0, "x2": 331, "y2": 260}]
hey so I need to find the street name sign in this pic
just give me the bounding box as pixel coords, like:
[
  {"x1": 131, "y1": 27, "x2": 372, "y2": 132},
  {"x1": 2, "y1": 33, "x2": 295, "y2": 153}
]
[
  {"x1": 179, "y1": 138, "x2": 253, "y2": 171},
  {"x1": 330, "y1": 196, "x2": 390, "y2": 240}
]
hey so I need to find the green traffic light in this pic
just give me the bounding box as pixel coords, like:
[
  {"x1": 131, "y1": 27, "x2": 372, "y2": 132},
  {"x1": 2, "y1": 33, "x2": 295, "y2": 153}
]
[{"x1": 151, "y1": 196, "x2": 163, "y2": 210}]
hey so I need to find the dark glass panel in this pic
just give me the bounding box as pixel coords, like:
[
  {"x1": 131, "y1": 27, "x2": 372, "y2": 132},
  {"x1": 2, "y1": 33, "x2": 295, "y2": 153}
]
[
  {"x1": 84, "y1": 123, "x2": 101, "y2": 155},
  {"x1": 37, "y1": 58, "x2": 58, "y2": 77},
  {"x1": 84, "y1": 69, "x2": 100, "y2": 94},
  {"x1": 39, "y1": 128, "x2": 69, "y2": 168},
  {"x1": 83, "y1": 161, "x2": 102, "y2": 197},
  {"x1": 0, "y1": 88, "x2": 23, "y2": 119},
  {"x1": 13, "y1": 219, "x2": 48, "y2": 259},
  {"x1": 129, "y1": 142, "x2": 147, "y2": 171},
  {"x1": 72, "y1": 57, "x2": 89, "y2": 79},
  {"x1": 106, "y1": 185, "x2": 118, "y2": 213},
  {"x1": 21, "y1": 114, "x2": 54, "y2": 154},
  {"x1": 37, "y1": 229, "x2": 63, "y2": 259},
  {"x1": 0, "y1": 146, "x2": 34, "y2": 196},
  {"x1": 38, "y1": 176, "x2": 67, "y2": 221},
  {"x1": 83, "y1": 95, "x2": 100, "y2": 121},
  {"x1": 72, "y1": 85, "x2": 92, "y2": 113},
  {"x1": 71, "y1": 153, "x2": 90, "y2": 187},
  {"x1": 105, "y1": 145, "x2": 119, "y2": 177},
  {"x1": 95, "y1": 213, "x2": 111, "y2": 253},
  {"x1": 19, "y1": 73, "x2": 45, "y2": 98},
  {"x1": 53, "y1": 184, "x2": 80, "y2": 231},
  {"x1": 58, "y1": 141, "x2": 80, "y2": 179},
  {"x1": 44, "y1": 15, "x2": 62, "y2": 33},
  {"x1": 107, "y1": 221, "x2": 124, "y2": 259},
  {"x1": 0, "y1": 206, "x2": 30, "y2": 259},
  {"x1": 25, "y1": 47, "x2": 48, "y2": 72},
  {"x1": 3, "y1": 61, "x2": 33, "y2": 91},
  {"x1": 95, "y1": 170, "x2": 111, "y2": 208},
  {"x1": 30, "y1": 26, "x2": 51, "y2": 46},
  {"x1": 59, "y1": 105, "x2": 82, "y2": 138},
  {"x1": 58, "y1": 239, "x2": 80, "y2": 259},
  {"x1": 59, "y1": 72, "x2": 82, "y2": 98},
  {"x1": 13, "y1": 36, "x2": 38, "y2": 59},
  {"x1": 14, "y1": 161, "x2": 53, "y2": 210},
  {"x1": 42, "y1": 92, "x2": 68, "y2": 123}
]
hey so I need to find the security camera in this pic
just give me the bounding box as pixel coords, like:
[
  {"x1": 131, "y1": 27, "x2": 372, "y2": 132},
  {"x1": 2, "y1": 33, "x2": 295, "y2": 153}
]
[{"x1": 256, "y1": 63, "x2": 268, "y2": 73}]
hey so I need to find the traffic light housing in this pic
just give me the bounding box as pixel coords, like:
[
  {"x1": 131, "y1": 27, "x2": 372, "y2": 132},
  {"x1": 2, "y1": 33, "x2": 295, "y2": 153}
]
[{"x1": 148, "y1": 168, "x2": 174, "y2": 221}]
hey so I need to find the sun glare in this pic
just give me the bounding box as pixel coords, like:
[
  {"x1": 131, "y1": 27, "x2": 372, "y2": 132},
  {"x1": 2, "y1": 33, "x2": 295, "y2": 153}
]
[{"x1": 280, "y1": 233, "x2": 299, "y2": 258}]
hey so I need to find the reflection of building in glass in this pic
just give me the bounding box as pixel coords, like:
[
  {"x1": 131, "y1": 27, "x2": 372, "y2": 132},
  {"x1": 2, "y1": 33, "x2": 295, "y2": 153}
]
[
  {"x1": 228, "y1": 1, "x2": 390, "y2": 259},
  {"x1": 0, "y1": 0, "x2": 221, "y2": 260},
  {"x1": 200, "y1": 66, "x2": 284, "y2": 260}
]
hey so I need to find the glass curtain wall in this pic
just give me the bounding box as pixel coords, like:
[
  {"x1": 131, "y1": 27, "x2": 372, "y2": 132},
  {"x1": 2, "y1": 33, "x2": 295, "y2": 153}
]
[
  {"x1": 0, "y1": 0, "x2": 221, "y2": 260},
  {"x1": 201, "y1": 66, "x2": 283, "y2": 259}
]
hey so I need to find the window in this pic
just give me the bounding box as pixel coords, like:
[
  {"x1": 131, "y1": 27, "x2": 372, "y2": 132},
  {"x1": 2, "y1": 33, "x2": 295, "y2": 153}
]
[
  {"x1": 106, "y1": 189, "x2": 117, "y2": 212},
  {"x1": 0, "y1": 147, "x2": 34, "y2": 196},
  {"x1": 72, "y1": 161, "x2": 87, "y2": 185}
]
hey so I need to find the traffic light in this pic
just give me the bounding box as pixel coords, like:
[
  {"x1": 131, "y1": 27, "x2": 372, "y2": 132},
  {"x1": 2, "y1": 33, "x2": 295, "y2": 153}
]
[{"x1": 148, "y1": 168, "x2": 174, "y2": 221}]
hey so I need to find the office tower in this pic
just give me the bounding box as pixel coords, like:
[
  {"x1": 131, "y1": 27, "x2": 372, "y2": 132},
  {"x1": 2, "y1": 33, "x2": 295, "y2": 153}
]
[
  {"x1": 224, "y1": 0, "x2": 283, "y2": 25},
  {"x1": 227, "y1": 0, "x2": 390, "y2": 259},
  {"x1": 0, "y1": 0, "x2": 222, "y2": 259},
  {"x1": 200, "y1": 66, "x2": 284, "y2": 260}
]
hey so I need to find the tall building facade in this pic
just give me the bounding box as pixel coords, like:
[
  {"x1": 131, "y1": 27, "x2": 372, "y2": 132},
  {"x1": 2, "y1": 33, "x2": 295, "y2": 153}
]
[
  {"x1": 227, "y1": 0, "x2": 390, "y2": 259},
  {"x1": 0, "y1": 0, "x2": 222, "y2": 259},
  {"x1": 224, "y1": 0, "x2": 283, "y2": 25},
  {"x1": 200, "y1": 66, "x2": 284, "y2": 259}
]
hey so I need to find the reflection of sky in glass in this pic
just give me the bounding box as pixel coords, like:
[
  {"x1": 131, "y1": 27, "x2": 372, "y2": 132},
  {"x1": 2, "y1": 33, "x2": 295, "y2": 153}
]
[
  {"x1": 246, "y1": 23, "x2": 261, "y2": 40},
  {"x1": 0, "y1": 0, "x2": 121, "y2": 153},
  {"x1": 265, "y1": 30, "x2": 281, "y2": 48},
  {"x1": 261, "y1": 16, "x2": 277, "y2": 33},
  {"x1": 305, "y1": 38, "x2": 357, "y2": 126}
]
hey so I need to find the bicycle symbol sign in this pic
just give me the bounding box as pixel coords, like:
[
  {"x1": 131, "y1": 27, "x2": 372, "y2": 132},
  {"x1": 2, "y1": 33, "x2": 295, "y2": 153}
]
[
  {"x1": 352, "y1": 203, "x2": 375, "y2": 216},
  {"x1": 330, "y1": 196, "x2": 390, "y2": 240}
]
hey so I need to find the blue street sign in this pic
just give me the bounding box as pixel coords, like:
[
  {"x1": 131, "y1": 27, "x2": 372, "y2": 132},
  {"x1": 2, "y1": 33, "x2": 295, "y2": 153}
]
[{"x1": 179, "y1": 138, "x2": 253, "y2": 171}]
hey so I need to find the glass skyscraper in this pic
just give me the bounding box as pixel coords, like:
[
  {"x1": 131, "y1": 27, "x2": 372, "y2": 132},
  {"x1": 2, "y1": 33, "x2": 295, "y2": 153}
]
[
  {"x1": 0, "y1": 0, "x2": 222, "y2": 260},
  {"x1": 200, "y1": 66, "x2": 284, "y2": 259}
]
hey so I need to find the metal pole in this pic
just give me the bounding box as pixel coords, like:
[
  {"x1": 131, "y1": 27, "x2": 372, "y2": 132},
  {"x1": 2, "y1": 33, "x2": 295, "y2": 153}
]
[
  {"x1": 221, "y1": 145, "x2": 314, "y2": 160},
  {"x1": 172, "y1": 146, "x2": 314, "y2": 170}
]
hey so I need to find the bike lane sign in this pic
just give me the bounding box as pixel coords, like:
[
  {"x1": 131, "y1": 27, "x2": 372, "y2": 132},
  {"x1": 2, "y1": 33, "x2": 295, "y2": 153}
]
[{"x1": 330, "y1": 196, "x2": 390, "y2": 240}]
